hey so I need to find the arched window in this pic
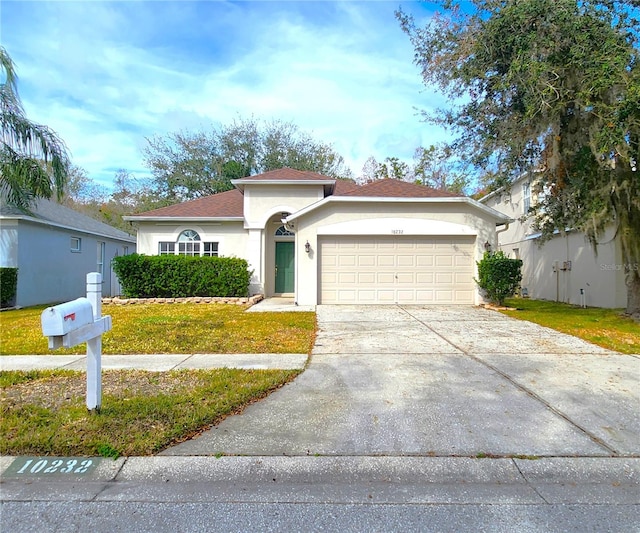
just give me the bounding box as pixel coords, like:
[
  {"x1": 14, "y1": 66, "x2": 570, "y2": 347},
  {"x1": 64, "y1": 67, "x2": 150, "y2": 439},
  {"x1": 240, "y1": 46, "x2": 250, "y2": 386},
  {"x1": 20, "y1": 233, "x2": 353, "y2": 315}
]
[
  {"x1": 275, "y1": 225, "x2": 294, "y2": 236},
  {"x1": 178, "y1": 230, "x2": 200, "y2": 242},
  {"x1": 159, "y1": 230, "x2": 219, "y2": 257}
]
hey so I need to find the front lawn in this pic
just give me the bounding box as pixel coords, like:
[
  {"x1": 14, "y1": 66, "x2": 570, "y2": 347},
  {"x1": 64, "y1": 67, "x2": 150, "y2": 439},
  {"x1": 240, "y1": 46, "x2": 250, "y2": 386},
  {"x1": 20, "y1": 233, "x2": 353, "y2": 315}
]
[
  {"x1": 0, "y1": 303, "x2": 313, "y2": 457},
  {"x1": 501, "y1": 298, "x2": 639, "y2": 354},
  {"x1": 1, "y1": 368, "x2": 299, "y2": 457},
  {"x1": 0, "y1": 303, "x2": 316, "y2": 355}
]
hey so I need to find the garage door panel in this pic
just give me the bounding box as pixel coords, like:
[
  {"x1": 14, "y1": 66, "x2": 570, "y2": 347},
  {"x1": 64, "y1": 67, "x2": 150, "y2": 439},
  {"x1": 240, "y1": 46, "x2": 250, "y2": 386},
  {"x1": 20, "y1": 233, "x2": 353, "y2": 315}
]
[
  {"x1": 455, "y1": 272, "x2": 473, "y2": 284},
  {"x1": 435, "y1": 290, "x2": 454, "y2": 302},
  {"x1": 396, "y1": 272, "x2": 415, "y2": 284},
  {"x1": 416, "y1": 272, "x2": 434, "y2": 284},
  {"x1": 397, "y1": 255, "x2": 415, "y2": 267},
  {"x1": 455, "y1": 255, "x2": 472, "y2": 267},
  {"x1": 357, "y1": 272, "x2": 376, "y2": 283},
  {"x1": 319, "y1": 236, "x2": 475, "y2": 304},
  {"x1": 416, "y1": 255, "x2": 434, "y2": 267},
  {"x1": 378, "y1": 255, "x2": 395, "y2": 267},
  {"x1": 377, "y1": 273, "x2": 396, "y2": 284},
  {"x1": 358, "y1": 255, "x2": 376, "y2": 267},
  {"x1": 337, "y1": 272, "x2": 357, "y2": 284},
  {"x1": 435, "y1": 255, "x2": 453, "y2": 267},
  {"x1": 338, "y1": 256, "x2": 357, "y2": 268},
  {"x1": 355, "y1": 290, "x2": 376, "y2": 302},
  {"x1": 376, "y1": 290, "x2": 396, "y2": 302},
  {"x1": 435, "y1": 272, "x2": 453, "y2": 284}
]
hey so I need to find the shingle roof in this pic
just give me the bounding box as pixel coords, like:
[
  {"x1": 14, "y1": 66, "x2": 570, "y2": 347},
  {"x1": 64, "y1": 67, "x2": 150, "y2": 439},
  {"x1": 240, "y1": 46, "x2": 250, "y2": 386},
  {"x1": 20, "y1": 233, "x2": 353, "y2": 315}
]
[
  {"x1": 127, "y1": 174, "x2": 462, "y2": 220},
  {"x1": 0, "y1": 198, "x2": 136, "y2": 241},
  {"x1": 128, "y1": 189, "x2": 244, "y2": 218},
  {"x1": 342, "y1": 179, "x2": 462, "y2": 198},
  {"x1": 235, "y1": 167, "x2": 335, "y2": 181},
  {"x1": 333, "y1": 179, "x2": 360, "y2": 195}
]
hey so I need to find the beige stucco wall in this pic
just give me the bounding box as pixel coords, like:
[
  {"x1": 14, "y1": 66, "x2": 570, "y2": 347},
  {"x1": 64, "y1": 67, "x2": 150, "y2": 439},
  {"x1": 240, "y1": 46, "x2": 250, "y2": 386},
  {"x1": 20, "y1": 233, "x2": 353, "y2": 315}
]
[
  {"x1": 483, "y1": 182, "x2": 627, "y2": 308},
  {"x1": 134, "y1": 220, "x2": 268, "y2": 293},
  {"x1": 291, "y1": 200, "x2": 500, "y2": 306},
  {"x1": 243, "y1": 185, "x2": 325, "y2": 228}
]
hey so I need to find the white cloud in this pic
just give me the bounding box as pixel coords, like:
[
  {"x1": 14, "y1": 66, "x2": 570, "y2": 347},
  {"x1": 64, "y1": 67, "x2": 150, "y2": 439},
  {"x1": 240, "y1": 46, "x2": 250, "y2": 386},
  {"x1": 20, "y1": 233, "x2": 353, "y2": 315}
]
[{"x1": 2, "y1": 1, "x2": 449, "y2": 188}]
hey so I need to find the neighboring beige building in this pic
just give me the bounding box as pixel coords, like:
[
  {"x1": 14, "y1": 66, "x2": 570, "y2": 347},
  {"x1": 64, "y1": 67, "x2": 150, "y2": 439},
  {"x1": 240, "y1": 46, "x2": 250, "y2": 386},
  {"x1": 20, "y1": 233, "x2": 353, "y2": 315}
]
[
  {"x1": 480, "y1": 174, "x2": 627, "y2": 309},
  {"x1": 126, "y1": 168, "x2": 510, "y2": 306}
]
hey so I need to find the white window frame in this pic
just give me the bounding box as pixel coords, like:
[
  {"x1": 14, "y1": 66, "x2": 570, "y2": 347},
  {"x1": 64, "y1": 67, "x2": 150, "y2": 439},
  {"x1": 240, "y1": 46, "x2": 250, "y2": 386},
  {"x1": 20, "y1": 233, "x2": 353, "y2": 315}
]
[
  {"x1": 70, "y1": 236, "x2": 82, "y2": 253},
  {"x1": 97, "y1": 241, "x2": 105, "y2": 277},
  {"x1": 522, "y1": 182, "x2": 531, "y2": 214},
  {"x1": 159, "y1": 230, "x2": 219, "y2": 257}
]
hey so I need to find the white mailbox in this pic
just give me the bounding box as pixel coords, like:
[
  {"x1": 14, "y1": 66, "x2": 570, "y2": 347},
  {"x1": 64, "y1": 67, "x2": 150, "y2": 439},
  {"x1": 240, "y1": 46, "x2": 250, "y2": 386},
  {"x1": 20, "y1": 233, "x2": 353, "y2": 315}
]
[{"x1": 41, "y1": 298, "x2": 94, "y2": 336}]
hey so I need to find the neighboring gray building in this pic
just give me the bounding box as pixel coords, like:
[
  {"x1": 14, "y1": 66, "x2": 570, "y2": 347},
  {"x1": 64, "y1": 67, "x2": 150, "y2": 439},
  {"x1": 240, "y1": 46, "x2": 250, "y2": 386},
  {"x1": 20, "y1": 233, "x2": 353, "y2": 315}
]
[{"x1": 0, "y1": 198, "x2": 136, "y2": 307}]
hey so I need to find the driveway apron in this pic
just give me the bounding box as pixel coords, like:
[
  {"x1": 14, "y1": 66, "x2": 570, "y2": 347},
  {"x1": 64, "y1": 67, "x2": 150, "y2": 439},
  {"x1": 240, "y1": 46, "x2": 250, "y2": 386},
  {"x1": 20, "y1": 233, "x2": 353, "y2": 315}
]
[{"x1": 163, "y1": 306, "x2": 639, "y2": 457}]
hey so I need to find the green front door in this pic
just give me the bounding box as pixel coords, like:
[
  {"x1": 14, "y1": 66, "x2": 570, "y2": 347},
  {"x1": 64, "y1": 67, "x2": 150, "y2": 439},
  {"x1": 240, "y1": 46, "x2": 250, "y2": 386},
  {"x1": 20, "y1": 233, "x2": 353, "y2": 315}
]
[{"x1": 275, "y1": 241, "x2": 295, "y2": 293}]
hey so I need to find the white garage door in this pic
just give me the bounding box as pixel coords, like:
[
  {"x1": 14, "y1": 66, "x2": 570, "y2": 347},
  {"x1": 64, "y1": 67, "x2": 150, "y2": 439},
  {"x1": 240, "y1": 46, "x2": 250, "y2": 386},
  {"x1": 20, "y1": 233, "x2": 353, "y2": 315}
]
[{"x1": 319, "y1": 236, "x2": 476, "y2": 304}]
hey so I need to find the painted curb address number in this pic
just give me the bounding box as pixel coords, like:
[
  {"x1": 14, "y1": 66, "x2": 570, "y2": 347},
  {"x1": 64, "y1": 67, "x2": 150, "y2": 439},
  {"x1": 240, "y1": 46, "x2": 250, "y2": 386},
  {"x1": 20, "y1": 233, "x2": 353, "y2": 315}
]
[{"x1": 6, "y1": 457, "x2": 99, "y2": 477}]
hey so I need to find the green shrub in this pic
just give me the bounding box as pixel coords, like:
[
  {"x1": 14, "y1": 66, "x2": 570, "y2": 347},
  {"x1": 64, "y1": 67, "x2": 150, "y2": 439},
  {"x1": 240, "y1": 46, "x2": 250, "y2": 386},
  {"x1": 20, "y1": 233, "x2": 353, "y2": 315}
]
[
  {"x1": 112, "y1": 254, "x2": 252, "y2": 298},
  {"x1": 0, "y1": 268, "x2": 18, "y2": 307},
  {"x1": 475, "y1": 251, "x2": 523, "y2": 305}
]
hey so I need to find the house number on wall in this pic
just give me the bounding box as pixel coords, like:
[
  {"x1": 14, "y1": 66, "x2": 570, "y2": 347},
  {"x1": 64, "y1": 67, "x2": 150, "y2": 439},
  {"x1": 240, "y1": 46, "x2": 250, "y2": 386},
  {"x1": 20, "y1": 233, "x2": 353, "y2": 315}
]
[{"x1": 391, "y1": 229, "x2": 404, "y2": 235}]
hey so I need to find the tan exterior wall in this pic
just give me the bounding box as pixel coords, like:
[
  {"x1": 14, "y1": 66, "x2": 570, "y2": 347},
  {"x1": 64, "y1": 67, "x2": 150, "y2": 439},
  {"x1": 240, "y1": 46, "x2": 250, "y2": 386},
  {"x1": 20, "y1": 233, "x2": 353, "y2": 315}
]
[
  {"x1": 483, "y1": 180, "x2": 627, "y2": 308},
  {"x1": 243, "y1": 185, "x2": 325, "y2": 227},
  {"x1": 292, "y1": 200, "x2": 499, "y2": 306}
]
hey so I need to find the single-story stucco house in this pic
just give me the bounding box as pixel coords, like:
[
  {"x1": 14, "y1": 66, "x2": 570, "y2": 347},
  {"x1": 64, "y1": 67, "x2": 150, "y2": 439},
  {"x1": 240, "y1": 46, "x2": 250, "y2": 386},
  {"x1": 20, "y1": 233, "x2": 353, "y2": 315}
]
[
  {"x1": 0, "y1": 198, "x2": 136, "y2": 307},
  {"x1": 125, "y1": 168, "x2": 511, "y2": 306}
]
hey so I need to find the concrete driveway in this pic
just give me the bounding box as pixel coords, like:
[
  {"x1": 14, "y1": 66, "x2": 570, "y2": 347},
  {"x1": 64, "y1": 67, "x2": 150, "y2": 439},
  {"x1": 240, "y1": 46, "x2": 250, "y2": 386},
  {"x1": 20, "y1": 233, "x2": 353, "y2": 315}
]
[{"x1": 164, "y1": 305, "x2": 639, "y2": 457}]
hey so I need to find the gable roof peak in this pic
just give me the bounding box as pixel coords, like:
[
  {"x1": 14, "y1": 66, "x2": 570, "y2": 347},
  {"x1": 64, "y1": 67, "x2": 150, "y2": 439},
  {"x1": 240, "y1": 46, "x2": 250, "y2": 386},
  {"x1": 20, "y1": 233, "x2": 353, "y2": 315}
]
[
  {"x1": 234, "y1": 167, "x2": 336, "y2": 182},
  {"x1": 344, "y1": 178, "x2": 463, "y2": 198}
]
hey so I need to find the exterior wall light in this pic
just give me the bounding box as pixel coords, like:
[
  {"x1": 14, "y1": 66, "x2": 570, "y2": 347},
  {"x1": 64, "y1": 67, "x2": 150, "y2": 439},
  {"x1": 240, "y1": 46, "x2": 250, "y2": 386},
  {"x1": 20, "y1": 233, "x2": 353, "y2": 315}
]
[
  {"x1": 305, "y1": 241, "x2": 311, "y2": 254},
  {"x1": 484, "y1": 240, "x2": 492, "y2": 251}
]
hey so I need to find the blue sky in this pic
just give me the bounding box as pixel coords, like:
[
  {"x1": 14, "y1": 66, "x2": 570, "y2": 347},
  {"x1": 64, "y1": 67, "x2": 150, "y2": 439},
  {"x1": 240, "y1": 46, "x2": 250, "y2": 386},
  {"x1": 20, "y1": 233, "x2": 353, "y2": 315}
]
[{"x1": 1, "y1": 1, "x2": 448, "y2": 189}]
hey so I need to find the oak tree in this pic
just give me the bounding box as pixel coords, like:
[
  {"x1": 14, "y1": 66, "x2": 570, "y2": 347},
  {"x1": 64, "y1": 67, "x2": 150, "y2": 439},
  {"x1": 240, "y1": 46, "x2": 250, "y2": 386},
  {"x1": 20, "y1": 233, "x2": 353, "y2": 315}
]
[{"x1": 398, "y1": 0, "x2": 640, "y2": 314}]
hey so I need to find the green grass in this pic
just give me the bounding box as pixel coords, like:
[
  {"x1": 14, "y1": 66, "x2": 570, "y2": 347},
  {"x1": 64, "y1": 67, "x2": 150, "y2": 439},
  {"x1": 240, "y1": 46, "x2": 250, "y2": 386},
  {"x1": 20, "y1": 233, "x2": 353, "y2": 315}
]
[
  {"x1": 1, "y1": 368, "x2": 300, "y2": 457},
  {"x1": 501, "y1": 298, "x2": 640, "y2": 354},
  {"x1": 0, "y1": 303, "x2": 316, "y2": 355}
]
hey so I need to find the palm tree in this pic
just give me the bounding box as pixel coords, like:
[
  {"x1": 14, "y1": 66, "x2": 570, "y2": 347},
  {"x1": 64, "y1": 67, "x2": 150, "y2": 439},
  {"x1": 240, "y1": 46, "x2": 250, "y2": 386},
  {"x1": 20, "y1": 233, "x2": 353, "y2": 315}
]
[{"x1": 1, "y1": 46, "x2": 70, "y2": 208}]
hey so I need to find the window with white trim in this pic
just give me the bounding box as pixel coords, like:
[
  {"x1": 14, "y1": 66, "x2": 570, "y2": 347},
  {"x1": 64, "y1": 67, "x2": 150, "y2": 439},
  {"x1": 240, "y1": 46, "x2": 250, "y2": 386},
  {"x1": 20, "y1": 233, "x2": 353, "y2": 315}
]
[
  {"x1": 522, "y1": 182, "x2": 531, "y2": 214},
  {"x1": 159, "y1": 230, "x2": 218, "y2": 257},
  {"x1": 97, "y1": 241, "x2": 105, "y2": 277},
  {"x1": 70, "y1": 237, "x2": 82, "y2": 252}
]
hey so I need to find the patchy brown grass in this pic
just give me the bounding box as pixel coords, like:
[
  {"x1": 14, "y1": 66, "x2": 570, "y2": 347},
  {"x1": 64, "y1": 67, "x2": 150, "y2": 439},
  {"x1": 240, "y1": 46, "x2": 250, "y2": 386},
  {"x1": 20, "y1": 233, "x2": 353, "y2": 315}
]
[{"x1": 1, "y1": 368, "x2": 300, "y2": 457}]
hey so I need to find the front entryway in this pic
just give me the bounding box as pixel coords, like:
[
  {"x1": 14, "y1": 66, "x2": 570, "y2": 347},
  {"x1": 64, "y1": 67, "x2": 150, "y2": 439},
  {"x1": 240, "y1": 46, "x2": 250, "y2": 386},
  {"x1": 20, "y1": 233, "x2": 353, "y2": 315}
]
[{"x1": 275, "y1": 241, "x2": 295, "y2": 293}]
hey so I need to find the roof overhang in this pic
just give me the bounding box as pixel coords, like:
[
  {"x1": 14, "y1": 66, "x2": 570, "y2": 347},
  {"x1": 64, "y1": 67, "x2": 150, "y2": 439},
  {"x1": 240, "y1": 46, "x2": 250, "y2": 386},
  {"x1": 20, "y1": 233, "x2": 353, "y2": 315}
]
[
  {"x1": 285, "y1": 196, "x2": 512, "y2": 225},
  {"x1": 123, "y1": 216, "x2": 244, "y2": 223},
  {"x1": 0, "y1": 214, "x2": 136, "y2": 243}
]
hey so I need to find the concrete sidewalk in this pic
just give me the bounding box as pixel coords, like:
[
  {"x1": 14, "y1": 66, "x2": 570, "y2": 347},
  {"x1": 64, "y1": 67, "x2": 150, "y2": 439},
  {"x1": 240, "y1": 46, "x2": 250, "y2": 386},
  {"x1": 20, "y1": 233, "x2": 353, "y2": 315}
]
[{"x1": 0, "y1": 353, "x2": 308, "y2": 371}]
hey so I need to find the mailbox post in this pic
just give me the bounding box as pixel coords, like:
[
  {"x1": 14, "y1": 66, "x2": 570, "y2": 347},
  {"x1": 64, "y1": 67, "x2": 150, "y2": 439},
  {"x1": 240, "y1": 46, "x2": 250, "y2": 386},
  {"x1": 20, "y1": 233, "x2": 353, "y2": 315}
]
[
  {"x1": 41, "y1": 273, "x2": 112, "y2": 413},
  {"x1": 86, "y1": 273, "x2": 103, "y2": 412}
]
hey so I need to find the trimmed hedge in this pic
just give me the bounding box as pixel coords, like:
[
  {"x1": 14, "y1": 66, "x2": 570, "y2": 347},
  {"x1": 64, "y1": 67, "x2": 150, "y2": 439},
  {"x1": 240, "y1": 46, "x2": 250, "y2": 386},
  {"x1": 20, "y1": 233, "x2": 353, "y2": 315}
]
[
  {"x1": 475, "y1": 251, "x2": 523, "y2": 305},
  {"x1": 112, "y1": 254, "x2": 252, "y2": 298},
  {"x1": 0, "y1": 267, "x2": 18, "y2": 307}
]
